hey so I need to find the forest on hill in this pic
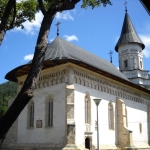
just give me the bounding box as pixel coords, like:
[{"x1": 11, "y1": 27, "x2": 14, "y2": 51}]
[{"x1": 0, "y1": 81, "x2": 17, "y2": 118}]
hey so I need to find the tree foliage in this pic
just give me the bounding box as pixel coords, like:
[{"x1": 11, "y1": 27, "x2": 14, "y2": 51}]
[
  {"x1": 0, "y1": 0, "x2": 37, "y2": 45},
  {"x1": 0, "y1": 0, "x2": 37, "y2": 29},
  {"x1": 0, "y1": 82, "x2": 17, "y2": 118}
]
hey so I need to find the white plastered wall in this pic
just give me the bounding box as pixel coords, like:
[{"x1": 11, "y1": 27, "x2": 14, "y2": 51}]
[
  {"x1": 118, "y1": 43, "x2": 143, "y2": 71},
  {"x1": 74, "y1": 83, "x2": 149, "y2": 148},
  {"x1": 17, "y1": 83, "x2": 66, "y2": 146},
  {"x1": 74, "y1": 84, "x2": 116, "y2": 149}
]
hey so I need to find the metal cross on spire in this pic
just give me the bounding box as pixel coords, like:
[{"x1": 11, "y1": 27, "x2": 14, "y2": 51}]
[
  {"x1": 124, "y1": 1, "x2": 128, "y2": 12},
  {"x1": 55, "y1": 21, "x2": 61, "y2": 37},
  {"x1": 108, "y1": 50, "x2": 114, "y2": 63}
]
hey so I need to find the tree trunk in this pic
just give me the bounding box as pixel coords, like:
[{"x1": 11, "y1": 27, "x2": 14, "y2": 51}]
[
  {"x1": 0, "y1": 0, "x2": 80, "y2": 147},
  {"x1": 0, "y1": 0, "x2": 15, "y2": 45},
  {"x1": 0, "y1": 10, "x2": 56, "y2": 147}
]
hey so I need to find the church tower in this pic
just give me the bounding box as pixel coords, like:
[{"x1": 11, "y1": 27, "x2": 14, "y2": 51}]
[
  {"x1": 115, "y1": 10, "x2": 145, "y2": 71},
  {"x1": 115, "y1": 10, "x2": 150, "y2": 89}
]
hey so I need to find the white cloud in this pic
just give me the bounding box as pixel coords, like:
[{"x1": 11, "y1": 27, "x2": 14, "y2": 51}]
[
  {"x1": 55, "y1": 11, "x2": 74, "y2": 21},
  {"x1": 78, "y1": 11, "x2": 85, "y2": 16},
  {"x1": 64, "y1": 35, "x2": 78, "y2": 42},
  {"x1": 24, "y1": 54, "x2": 34, "y2": 61},
  {"x1": 16, "y1": 0, "x2": 26, "y2": 2},
  {"x1": 72, "y1": 9, "x2": 77, "y2": 14},
  {"x1": 49, "y1": 38, "x2": 54, "y2": 43},
  {"x1": 115, "y1": 36, "x2": 119, "y2": 42},
  {"x1": 15, "y1": 11, "x2": 43, "y2": 35},
  {"x1": 139, "y1": 34, "x2": 150, "y2": 58},
  {"x1": 116, "y1": 67, "x2": 119, "y2": 70}
]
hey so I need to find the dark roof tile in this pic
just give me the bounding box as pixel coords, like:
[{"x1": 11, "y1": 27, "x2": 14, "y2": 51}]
[
  {"x1": 44, "y1": 37, "x2": 128, "y2": 81},
  {"x1": 115, "y1": 12, "x2": 145, "y2": 52}
]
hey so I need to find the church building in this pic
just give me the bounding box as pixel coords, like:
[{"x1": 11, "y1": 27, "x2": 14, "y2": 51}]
[{"x1": 2, "y1": 10, "x2": 150, "y2": 150}]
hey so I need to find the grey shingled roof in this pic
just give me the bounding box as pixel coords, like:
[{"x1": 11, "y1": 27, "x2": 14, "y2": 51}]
[
  {"x1": 115, "y1": 12, "x2": 145, "y2": 52},
  {"x1": 44, "y1": 37, "x2": 128, "y2": 81}
]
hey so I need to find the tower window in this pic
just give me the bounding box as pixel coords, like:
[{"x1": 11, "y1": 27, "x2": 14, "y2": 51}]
[
  {"x1": 124, "y1": 60, "x2": 128, "y2": 68},
  {"x1": 140, "y1": 61, "x2": 142, "y2": 69}
]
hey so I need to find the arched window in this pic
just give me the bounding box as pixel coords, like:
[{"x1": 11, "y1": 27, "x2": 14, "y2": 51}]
[
  {"x1": 124, "y1": 60, "x2": 128, "y2": 68},
  {"x1": 108, "y1": 102, "x2": 114, "y2": 130},
  {"x1": 45, "y1": 97, "x2": 53, "y2": 127},
  {"x1": 139, "y1": 123, "x2": 142, "y2": 133},
  {"x1": 85, "y1": 95, "x2": 91, "y2": 124},
  {"x1": 140, "y1": 60, "x2": 142, "y2": 69},
  {"x1": 28, "y1": 101, "x2": 34, "y2": 128}
]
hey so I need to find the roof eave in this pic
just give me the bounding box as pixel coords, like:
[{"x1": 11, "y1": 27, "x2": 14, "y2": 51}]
[{"x1": 5, "y1": 59, "x2": 150, "y2": 94}]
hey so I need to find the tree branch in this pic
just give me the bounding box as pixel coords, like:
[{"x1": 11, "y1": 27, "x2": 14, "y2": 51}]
[
  {"x1": 56, "y1": 0, "x2": 80, "y2": 12},
  {"x1": 0, "y1": 0, "x2": 16, "y2": 45},
  {"x1": 10, "y1": 0, "x2": 16, "y2": 29},
  {"x1": 38, "y1": 0, "x2": 46, "y2": 15}
]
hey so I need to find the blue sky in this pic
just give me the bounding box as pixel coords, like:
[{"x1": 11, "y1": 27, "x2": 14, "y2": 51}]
[{"x1": 0, "y1": 0, "x2": 150, "y2": 84}]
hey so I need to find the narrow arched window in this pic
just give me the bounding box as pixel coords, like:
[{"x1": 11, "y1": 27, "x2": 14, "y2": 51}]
[
  {"x1": 124, "y1": 60, "x2": 128, "y2": 67},
  {"x1": 139, "y1": 123, "x2": 142, "y2": 133},
  {"x1": 27, "y1": 101, "x2": 34, "y2": 128},
  {"x1": 140, "y1": 61, "x2": 142, "y2": 69},
  {"x1": 47, "y1": 99, "x2": 53, "y2": 127},
  {"x1": 108, "y1": 102, "x2": 114, "y2": 130}
]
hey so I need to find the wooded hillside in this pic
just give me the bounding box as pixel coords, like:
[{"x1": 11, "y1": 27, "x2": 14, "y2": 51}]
[{"x1": 0, "y1": 81, "x2": 17, "y2": 118}]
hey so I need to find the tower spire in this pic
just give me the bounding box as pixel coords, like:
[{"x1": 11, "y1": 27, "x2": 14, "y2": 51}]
[
  {"x1": 55, "y1": 21, "x2": 61, "y2": 37},
  {"x1": 108, "y1": 50, "x2": 113, "y2": 63},
  {"x1": 124, "y1": 1, "x2": 128, "y2": 12},
  {"x1": 115, "y1": 11, "x2": 145, "y2": 52}
]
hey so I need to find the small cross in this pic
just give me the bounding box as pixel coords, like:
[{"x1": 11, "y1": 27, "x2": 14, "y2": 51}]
[
  {"x1": 108, "y1": 50, "x2": 114, "y2": 63},
  {"x1": 55, "y1": 21, "x2": 61, "y2": 37},
  {"x1": 124, "y1": 1, "x2": 128, "y2": 12}
]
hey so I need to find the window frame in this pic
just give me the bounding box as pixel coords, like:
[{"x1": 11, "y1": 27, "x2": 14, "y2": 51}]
[
  {"x1": 45, "y1": 97, "x2": 53, "y2": 128},
  {"x1": 124, "y1": 60, "x2": 128, "y2": 68},
  {"x1": 27, "y1": 101, "x2": 34, "y2": 128}
]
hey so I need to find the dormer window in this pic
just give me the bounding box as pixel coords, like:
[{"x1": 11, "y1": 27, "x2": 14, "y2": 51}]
[{"x1": 124, "y1": 60, "x2": 128, "y2": 68}]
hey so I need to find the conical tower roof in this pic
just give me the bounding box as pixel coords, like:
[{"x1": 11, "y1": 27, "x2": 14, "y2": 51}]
[{"x1": 115, "y1": 12, "x2": 145, "y2": 52}]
